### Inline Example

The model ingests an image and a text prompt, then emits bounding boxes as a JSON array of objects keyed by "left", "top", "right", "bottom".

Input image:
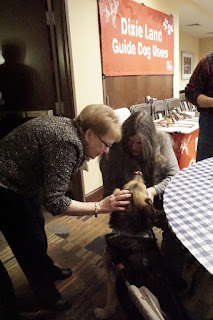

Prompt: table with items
[
  {"left": 154, "top": 112, "right": 199, "bottom": 169},
  {"left": 163, "top": 157, "right": 213, "bottom": 275}
]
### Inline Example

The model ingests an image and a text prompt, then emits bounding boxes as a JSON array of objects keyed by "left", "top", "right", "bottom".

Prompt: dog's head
[{"left": 109, "top": 172, "right": 156, "bottom": 234}]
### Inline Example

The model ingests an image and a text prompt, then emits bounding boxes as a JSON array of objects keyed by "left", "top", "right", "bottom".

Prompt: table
[
  {"left": 155, "top": 115, "right": 199, "bottom": 169},
  {"left": 163, "top": 157, "right": 213, "bottom": 274}
]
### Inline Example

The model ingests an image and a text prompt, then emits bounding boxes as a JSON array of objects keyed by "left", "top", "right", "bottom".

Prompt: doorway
[{"left": 0, "top": 0, "right": 84, "bottom": 200}]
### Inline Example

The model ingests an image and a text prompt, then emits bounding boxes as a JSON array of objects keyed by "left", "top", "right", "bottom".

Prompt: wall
[
  {"left": 179, "top": 35, "right": 213, "bottom": 92},
  {"left": 179, "top": 31, "right": 200, "bottom": 91},
  {"left": 65, "top": 0, "right": 104, "bottom": 195},
  {"left": 65, "top": 0, "right": 180, "bottom": 196},
  {"left": 200, "top": 37, "right": 213, "bottom": 59}
]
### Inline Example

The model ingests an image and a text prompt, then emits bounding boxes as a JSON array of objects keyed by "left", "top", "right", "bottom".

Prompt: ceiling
[{"left": 179, "top": 0, "right": 213, "bottom": 38}]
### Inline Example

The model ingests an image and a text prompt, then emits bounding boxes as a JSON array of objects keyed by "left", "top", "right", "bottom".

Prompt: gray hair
[
  {"left": 122, "top": 111, "right": 167, "bottom": 185},
  {"left": 122, "top": 111, "right": 158, "bottom": 161}
]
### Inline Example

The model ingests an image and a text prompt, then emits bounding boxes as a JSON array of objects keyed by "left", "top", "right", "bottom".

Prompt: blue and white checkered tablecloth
[{"left": 164, "top": 157, "right": 213, "bottom": 275}]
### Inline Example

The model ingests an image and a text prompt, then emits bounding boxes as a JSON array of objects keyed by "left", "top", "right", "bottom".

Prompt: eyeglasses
[{"left": 98, "top": 136, "right": 112, "bottom": 149}]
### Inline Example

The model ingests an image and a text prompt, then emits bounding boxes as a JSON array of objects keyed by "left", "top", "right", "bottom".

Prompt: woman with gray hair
[
  {"left": 0, "top": 104, "right": 131, "bottom": 319},
  {"left": 100, "top": 110, "right": 179, "bottom": 207}
]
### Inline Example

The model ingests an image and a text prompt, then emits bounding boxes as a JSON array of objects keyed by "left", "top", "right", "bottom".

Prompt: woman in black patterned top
[{"left": 0, "top": 104, "right": 131, "bottom": 319}]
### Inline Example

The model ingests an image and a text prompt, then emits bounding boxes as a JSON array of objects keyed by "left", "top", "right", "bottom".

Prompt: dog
[{"left": 94, "top": 172, "right": 188, "bottom": 320}]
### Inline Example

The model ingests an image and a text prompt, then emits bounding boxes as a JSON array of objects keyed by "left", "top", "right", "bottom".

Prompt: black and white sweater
[{"left": 0, "top": 116, "right": 84, "bottom": 215}]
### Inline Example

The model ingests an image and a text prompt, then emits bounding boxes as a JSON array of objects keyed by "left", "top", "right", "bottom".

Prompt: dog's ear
[
  {"left": 145, "top": 198, "right": 153, "bottom": 206},
  {"left": 144, "top": 198, "right": 156, "bottom": 221}
]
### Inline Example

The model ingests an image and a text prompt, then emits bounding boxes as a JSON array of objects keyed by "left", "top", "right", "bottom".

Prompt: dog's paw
[{"left": 94, "top": 307, "right": 110, "bottom": 319}]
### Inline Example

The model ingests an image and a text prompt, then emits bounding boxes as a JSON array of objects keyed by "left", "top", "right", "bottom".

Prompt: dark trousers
[
  {"left": 0, "top": 260, "right": 17, "bottom": 320},
  {"left": 0, "top": 187, "right": 61, "bottom": 311},
  {"left": 197, "top": 112, "right": 213, "bottom": 162}
]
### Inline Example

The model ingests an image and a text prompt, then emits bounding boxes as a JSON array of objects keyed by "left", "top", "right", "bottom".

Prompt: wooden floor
[{"left": 0, "top": 210, "right": 212, "bottom": 320}]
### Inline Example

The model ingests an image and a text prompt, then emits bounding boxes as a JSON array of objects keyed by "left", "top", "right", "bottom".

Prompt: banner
[{"left": 98, "top": 0, "right": 174, "bottom": 76}]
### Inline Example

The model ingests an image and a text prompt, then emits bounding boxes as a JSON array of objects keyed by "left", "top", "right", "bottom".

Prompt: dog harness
[{"left": 109, "top": 229, "right": 154, "bottom": 239}]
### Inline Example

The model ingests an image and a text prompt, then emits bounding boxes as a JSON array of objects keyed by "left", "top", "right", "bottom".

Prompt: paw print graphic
[
  {"left": 163, "top": 18, "right": 168, "bottom": 31},
  {"left": 168, "top": 24, "right": 174, "bottom": 35},
  {"left": 163, "top": 18, "right": 173, "bottom": 35}
]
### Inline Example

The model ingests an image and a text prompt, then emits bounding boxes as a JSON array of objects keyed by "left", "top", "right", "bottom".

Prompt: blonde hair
[{"left": 76, "top": 104, "right": 121, "bottom": 142}]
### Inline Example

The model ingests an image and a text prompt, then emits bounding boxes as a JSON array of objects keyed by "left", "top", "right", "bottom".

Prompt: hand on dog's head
[{"left": 109, "top": 173, "right": 156, "bottom": 234}]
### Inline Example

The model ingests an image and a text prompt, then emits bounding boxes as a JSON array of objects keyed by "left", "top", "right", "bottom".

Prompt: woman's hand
[
  {"left": 98, "top": 189, "right": 131, "bottom": 213},
  {"left": 147, "top": 187, "right": 156, "bottom": 203}
]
